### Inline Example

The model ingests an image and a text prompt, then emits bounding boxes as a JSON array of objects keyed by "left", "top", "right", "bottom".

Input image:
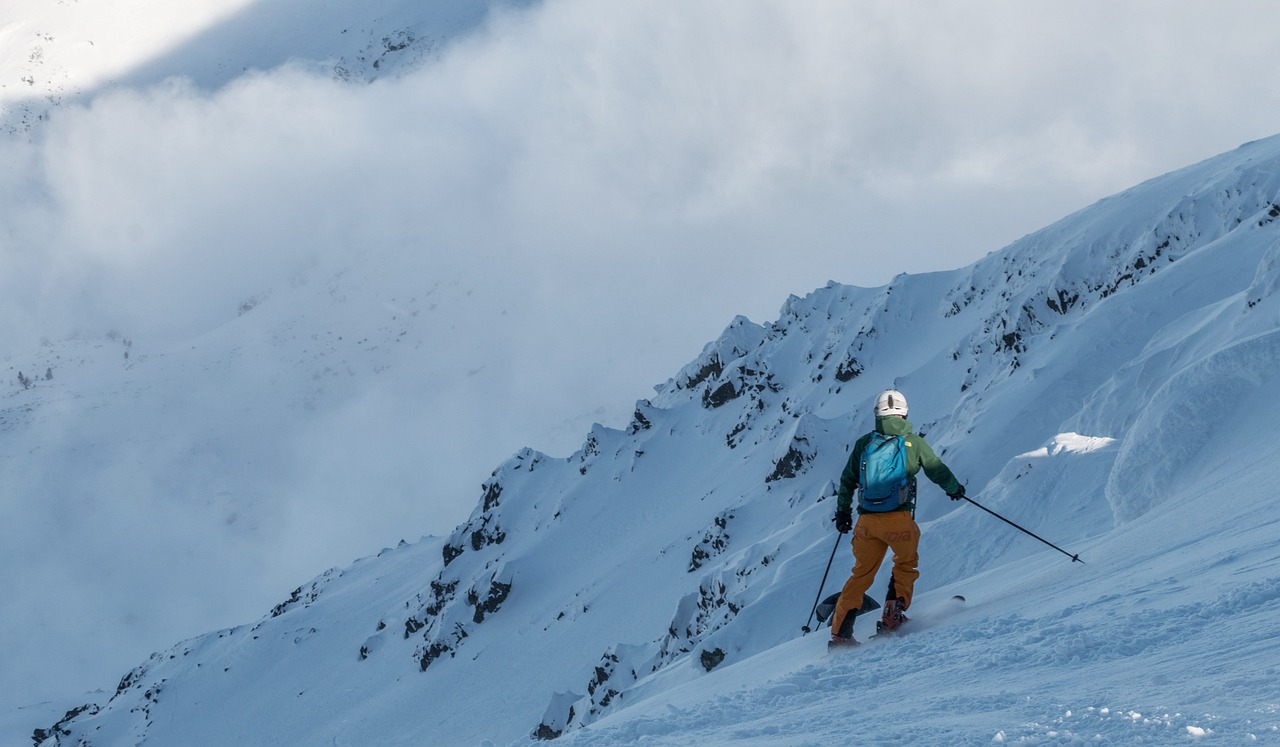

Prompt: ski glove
[
  {"left": 834, "top": 508, "right": 853, "bottom": 533},
  {"left": 948, "top": 485, "right": 966, "bottom": 501}
]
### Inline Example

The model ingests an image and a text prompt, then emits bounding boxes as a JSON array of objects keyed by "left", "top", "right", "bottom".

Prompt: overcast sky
[{"left": 5, "top": 0, "right": 1280, "bottom": 713}]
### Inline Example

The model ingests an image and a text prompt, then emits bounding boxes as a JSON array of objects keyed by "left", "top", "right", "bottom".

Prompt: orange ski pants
[{"left": 831, "top": 510, "right": 921, "bottom": 636}]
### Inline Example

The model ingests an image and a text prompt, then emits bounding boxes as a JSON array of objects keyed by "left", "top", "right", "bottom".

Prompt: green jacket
[{"left": 836, "top": 416, "right": 962, "bottom": 514}]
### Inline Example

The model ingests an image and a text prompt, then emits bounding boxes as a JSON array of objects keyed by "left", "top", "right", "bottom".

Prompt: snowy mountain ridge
[
  {"left": 32, "top": 136, "right": 1280, "bottom": 745},
  {"left": 1, "top": 0, "right": 528, "bottom": 137}
]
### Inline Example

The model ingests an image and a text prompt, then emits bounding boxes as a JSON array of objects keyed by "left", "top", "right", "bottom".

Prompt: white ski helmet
[{"left": 874, "top": 389, "right": 908, "bottom": 418}]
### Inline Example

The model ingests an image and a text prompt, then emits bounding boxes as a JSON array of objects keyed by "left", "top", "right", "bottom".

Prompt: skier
[{"left": 829, "top": 389, "right": 965, "bottom": 648}]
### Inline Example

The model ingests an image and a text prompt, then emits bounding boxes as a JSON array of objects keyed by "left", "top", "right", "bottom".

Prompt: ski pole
[
  {"left": 802, "top": 531, "right": 845, "bottom": 634},
  {"left": 963, "top": 495, "right": 1084, "bottom": 564}
]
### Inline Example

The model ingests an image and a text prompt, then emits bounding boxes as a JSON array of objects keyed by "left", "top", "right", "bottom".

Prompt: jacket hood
[{"left": 875, "top": 415, "right": 913, "bottom": 436}]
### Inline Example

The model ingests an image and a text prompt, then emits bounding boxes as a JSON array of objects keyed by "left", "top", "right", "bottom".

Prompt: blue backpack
[{"left": 858, "top": 432, "right": 909, "bottom": 512}]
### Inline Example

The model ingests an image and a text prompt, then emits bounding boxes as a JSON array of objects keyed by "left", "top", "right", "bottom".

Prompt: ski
[{"left": 813, "top": 592, "right": 880, "bottom": 625}]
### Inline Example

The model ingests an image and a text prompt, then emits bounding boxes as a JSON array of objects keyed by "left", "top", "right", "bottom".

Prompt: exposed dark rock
[
  {"left": 1045, "top": 288, "right": 1080, "bottom": 315},
  {"left": 578, "top": 434, "right": 600, "bottom": 475},
  {"left": 533, "top": 722, "right": 563, "bottom": 741},
  {"left": 689, "top": 514, "right": 732, "bottom": 572},
  {"left": 469, "top": 580, "right": 513, "bottom": 624},
  {"left": 270, "top": 587, "right": 305, "bottom": 618},
  {"left": 834, "top": 355, "right": 863, "bottom": 382},
  {"left": 33, "top": 703, "right": 99, "bottom": 746},
  {"left": 725, "top": 421, "right": 748, "bottom": 449},
  {"left": 700, "top": 647, "right": 726, "bottom": 672},
  {"left": 628, "top": 406, "right": 653, "bottom": 433},
  {"left": 702, "top": 381, "right": 739, "bottom": 409},
  {"left": 269, "top": 580, "right": 327, "bottom": 619},
  {"left": 418, "top": 640, "right": 453, "bottom": 671},
  {"left": 683, "top": 356, "right": 724, "bottom": 390},
  {"left": 482, "top": 481, "right": 503, "bottom": 512},
  {"left": 766, "top": 443, "right": 807, "bottom": 483},
  {"left": 418, "top": 623, "right": 468, "bottom": 672},
  {"left": 469, "top": 516, "right": 507, "bottom": 551},
  {"left": 425, "top": 579, "right": 458, "bottom": 616}
]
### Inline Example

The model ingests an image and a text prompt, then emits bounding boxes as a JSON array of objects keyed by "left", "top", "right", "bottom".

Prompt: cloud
[
  {"left": 11, "top": 1, "right": 1280, "bottom": 345},
  {"left": 4, "top": 0, "right": 1280, "bottom": 712}
]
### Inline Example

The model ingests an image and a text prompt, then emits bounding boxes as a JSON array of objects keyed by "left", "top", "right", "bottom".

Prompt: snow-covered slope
[
  {"left": 29, "top": 137, "right": 1280, "bottom": 745},
  {"left": 2, "top": 0, "right": 579, "bottom": 722}
]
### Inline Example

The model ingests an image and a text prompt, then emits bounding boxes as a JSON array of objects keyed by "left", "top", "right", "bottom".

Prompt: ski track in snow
[{"left": 561, "top": 581, "right": 1280, "bottom": 746}]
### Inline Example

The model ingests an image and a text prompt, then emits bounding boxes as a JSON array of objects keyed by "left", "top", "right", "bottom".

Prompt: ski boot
[
  {"left": 876, "top": 596, "right": 909, "bottom": 635},
  {"left": 828, "top": 610, "right": 859, "bottom": 651}
]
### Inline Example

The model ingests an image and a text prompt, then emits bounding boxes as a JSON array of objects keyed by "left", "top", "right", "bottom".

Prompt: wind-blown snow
[
  {"left": 20, "top": 134, "right": 1280, "bottom": 745},
  {"left": 1018, "top": 433, "right": 1116, "bottom": 459}
]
